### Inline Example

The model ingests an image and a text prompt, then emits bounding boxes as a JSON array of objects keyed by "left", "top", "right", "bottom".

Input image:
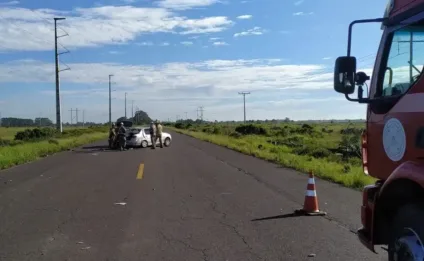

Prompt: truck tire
[{"left": 388, "top": 203, "right": 424, "bottom": 261}]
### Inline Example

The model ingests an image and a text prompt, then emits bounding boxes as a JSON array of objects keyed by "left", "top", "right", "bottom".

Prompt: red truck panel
[{"left": 391, "top": 0, "right": 424, "bottom": 17}]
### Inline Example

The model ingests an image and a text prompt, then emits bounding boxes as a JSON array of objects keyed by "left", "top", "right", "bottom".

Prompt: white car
[{"left": 126, "top": 126, "right": 172, "bottom": 148}]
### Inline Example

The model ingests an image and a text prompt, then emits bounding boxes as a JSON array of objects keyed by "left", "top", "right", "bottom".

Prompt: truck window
[
  {"left": 380, "top": 26, "right": 424, "bottom": 97},
  {"left": 144, "top": 128, "right": 151, "bottom": 135}
]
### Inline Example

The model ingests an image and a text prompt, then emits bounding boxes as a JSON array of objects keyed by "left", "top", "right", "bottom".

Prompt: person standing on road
[
  {"left": 155, "top": 120, "right": 164, "bottom": 148},
  {"left": 109, "top": 123, "right": 116, "bottom": 148},
  {"left": 150, "top": 121, "right": 157, "bottom": 149},
  {"left": 117, "top": 122, "right": 127, "bottom": 151}
]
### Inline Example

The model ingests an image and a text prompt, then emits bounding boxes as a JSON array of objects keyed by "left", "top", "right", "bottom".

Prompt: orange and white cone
[{"left": 295, "top": 172, "right": 326, "bottom": 216}]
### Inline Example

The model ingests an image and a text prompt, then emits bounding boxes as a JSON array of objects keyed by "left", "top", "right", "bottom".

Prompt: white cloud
[
  {"left": 156, "top": 0, "right": 220, "bottom": 10},
  {"left": 322, "top": 57, "right": 332, "bottom": 60},
  {"left": 160, "top": 42, "right": 170, "bottom": 46},
  {"left": 0, "top": 6, "right": 233, "bottom": 51},
  {"left": 293, "top": 11, "right": 314, "bottom": 16},
  {"left": 137, "top": 41, "right": 154, "bottom": 46},
  {"left": 209, "top": 37, "right": 220, "bottom": 41},
  {"left": 0, "top": 1, "right": 19, "bottom": 6},
  {"left": 213, "top": 41, "right": 228, "bottom": 46},
  {"left": 237, "top": 14, "right": 252, "bottom": 20},
  {"left": 234, "top": 26, "right": 265, "bottom": 37},
  {"left": 109, "top": 50, "right": 123, "bottom": 54},
  {"left": 181, "top": 41, "right": 193, "bottom": 45},
  {"left": 294, "top": 0, "right": 304, "bottom": 6},
  {"left": 0, "top": 58, "right": 370, "bottom": 122},
  {"left": 0, "top": 59, "right": 335, "bottom": 92}
]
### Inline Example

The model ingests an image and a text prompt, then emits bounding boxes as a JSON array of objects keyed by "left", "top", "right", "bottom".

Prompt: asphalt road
[{"left": 0, "top": 131, "right": 387, "bottom": 261}]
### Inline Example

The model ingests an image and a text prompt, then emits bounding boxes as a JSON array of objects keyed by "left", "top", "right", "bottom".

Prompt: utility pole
[
  {"left": 238, "top": 92, "right": 250, "bottom": 123},
  {"left": 125, "top": 92, "right": 127, "bottom": 118},
  {"left": 109, "top": 74, "right": 113, "bottom": 125},
  {"left": 197, "top": 106, "right": 205, "bottom": 121},
  {"left": 185, "top": 112, "right": 188, "bottom": 120},
  {"left": 54, "top": 17, "right": 69, "bottom": 133},
  {"left": 131, "top": 100, "right": 134, "bottom": 118},
  {"left": 69, "top": 108, "right": 74, "bottom": 124},
  {"left": 82, "top": 110, "right": 85, "bottom": 127},
  {"left": 75, "top": 108, "right": 79, "bottom": 125}
]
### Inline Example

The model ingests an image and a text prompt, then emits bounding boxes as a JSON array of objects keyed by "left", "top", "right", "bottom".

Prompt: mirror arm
[
  {"left": 347, "top": 18, "right": 386, "bottom": 56},
  {"left": 344, "top": 93, "right": 371, "bottom": 103}
]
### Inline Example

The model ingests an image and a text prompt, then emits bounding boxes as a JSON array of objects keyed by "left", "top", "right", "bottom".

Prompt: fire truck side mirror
[{"left": 334, "top": 56, "right": 356, "bottom": 95}]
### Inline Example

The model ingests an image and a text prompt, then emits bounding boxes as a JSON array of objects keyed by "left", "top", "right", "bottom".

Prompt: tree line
[{"left": 0, "top": 117, "right": 103, "bottom": 127}]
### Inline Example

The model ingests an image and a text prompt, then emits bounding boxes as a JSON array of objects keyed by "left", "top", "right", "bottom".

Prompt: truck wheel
[
  {"left": 141, "top": 140, "right": 148, "bottom": 148},
  {"left": 388, "top": 203, "right": 424, "bottom": 261},
  {"left": 164, "top": 138, "right": 171, "bottom": 147}
]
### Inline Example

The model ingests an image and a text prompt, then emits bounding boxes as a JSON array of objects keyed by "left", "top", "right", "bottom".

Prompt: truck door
[{"left": 367, "top": 21, "right": 424, "bottom": 180}]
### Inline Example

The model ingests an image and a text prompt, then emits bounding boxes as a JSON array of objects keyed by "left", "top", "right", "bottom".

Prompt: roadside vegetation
[
  {"left": 0, "top": 126, "right": 108, "bottom": 170},
  {"left": 168, "top": 121, "right": 375, "bottom": 190}
]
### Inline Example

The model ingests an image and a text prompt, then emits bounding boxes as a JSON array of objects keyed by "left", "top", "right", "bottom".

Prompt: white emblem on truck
[{"left": 382, "top": 117, "right": 406, "bottom": 162}]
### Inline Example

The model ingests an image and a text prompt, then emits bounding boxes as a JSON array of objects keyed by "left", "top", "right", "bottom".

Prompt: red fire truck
[{"left": 333, "top": 0, "right": 424, "bottom": 260}]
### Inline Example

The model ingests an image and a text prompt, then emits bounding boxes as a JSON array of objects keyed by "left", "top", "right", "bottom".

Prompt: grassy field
[
  {"left": 0, "top": 127, "right": 27, "bottom": 140},
  {"left": 169, "top": 121, "right": 376, "bottom": 190},
  {"left": 0, "top": 126, "right": 108, "bottom": 170}
]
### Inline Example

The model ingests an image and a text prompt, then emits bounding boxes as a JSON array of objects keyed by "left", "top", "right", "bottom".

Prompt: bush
[
  {"left": 175, "top": 122, "right": 184, "bottom": 129},
  {"left": 0, "top": 138, "right": 11, "bottom": 147},
  {"left": 293, "top": 145, "right": 331, "bottom": 158},
  {"left": 229, "top": 132, "right": 242, "bottom": 138},
  {"left": 14, "top": 128, "right": 57, "bottom": 141},
  {"left": 235, "top": 124, "right": 267, "bottom": 135}
]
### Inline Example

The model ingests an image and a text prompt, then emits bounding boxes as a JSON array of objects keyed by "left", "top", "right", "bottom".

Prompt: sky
[{"left": 0, "top": 0, "right": 389, "bottom": 123}]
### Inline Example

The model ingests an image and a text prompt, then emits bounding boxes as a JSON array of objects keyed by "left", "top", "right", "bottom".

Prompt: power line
[{"left": 238, "top": 92, "right": 250, "bottom": 123}]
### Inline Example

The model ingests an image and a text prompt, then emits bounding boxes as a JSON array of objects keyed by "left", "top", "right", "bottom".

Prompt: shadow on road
[
  {"left": 82, "top": 145, "right": 109, "bottom": 150},
  {"left": 251, "top": 212, "right": 302, "bottom": 222}
]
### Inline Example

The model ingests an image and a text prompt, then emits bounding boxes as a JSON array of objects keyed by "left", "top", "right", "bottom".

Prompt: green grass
[
  {"left": 169, "top": 122, "right": 376, "bottom": 190},
  {"left": 0, "top": 127, "right": 108, "bottom": 170},
  {"left": 0, "top": 127, "right": 27, "bottom": 140},
  {"left": 0, "top": 126, "right": 94, "bottom": 141}
]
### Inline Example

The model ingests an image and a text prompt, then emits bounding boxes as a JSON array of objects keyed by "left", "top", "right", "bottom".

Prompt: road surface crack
[
  {"left": 218, "top": 220, "right": 264, "bottom": 260},
  {"left": 159, "top": 231, "right": 209, "bottom": 261},
  {"left": 207, "top": 197, "right": 227, "bottom": 220}
]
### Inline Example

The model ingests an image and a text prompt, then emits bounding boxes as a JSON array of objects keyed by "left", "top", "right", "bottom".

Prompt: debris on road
[
  {"left": 308, "top": 253, "right": 316, "bottom": 257},
  {"left": 114, "top": 202, "right": 127, "bottom": 206}
]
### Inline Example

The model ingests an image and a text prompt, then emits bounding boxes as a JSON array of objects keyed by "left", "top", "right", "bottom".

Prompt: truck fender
[
  {"left": 373, "top": 161, "right": 424, "bottom": 245},
  {"left": 380, "top": 161, "right": 424, "bottom": 193}
]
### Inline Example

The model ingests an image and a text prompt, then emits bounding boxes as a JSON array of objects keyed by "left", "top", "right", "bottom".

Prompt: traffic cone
[{"left": 295, "top": 172, "right": 327, "bottom": 216}]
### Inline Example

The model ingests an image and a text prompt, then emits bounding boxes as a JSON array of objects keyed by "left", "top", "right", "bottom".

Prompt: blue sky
[{"left": 0, "top": 0, "right": 388, "bottom": 123}]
